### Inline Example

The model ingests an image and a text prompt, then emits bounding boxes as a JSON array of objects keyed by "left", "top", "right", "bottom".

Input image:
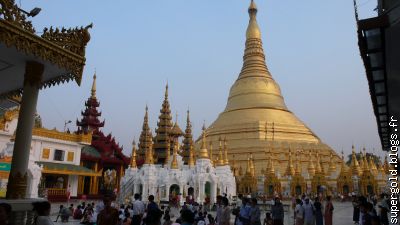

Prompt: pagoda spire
[
  {"left": 223, "top": 137, "right": 229, "bottom": 166},
  {"left": 383, "top": 156, "right": 390, "bottom": 174},
  {"left": 369, "top": 155, "right": 378, "bottom": 175},
  {"left": 285, "top": 148, "right": 295, "bottom": 177},
  {"left": 198, "top": 125, "right": 209, "bottom": 159},
  {"left": 182, "top": 110, "right": 193, "bottom": 164},
  {"left": 76, "top": 73, "right": 105, "bottom": 133},
  {"left": 188, "top": 145, "right": 195, "bottom": 168},
  {"left": 138, "top": 105, "right": 153, "bottom": 160},
  {"left": 91, "top": 72, "right": 97, "bottom": 99},
  {"left": 153, "top": 83, "right": 174, "bottom": 164},
  {"left": 217, "top": 137, "right": 224, "bottom": 166},
  {"left": 246, "top": 156, "right": 252, "bottom": 175},
  {"left": 351, "top": 146, "right": 361, "bottom": 176},
  {"left": 250, "top": 153, "right": 255, "bottom": 177},
  {"left": 315, "top": 151, "right": 323, "bottom": 174},
  {"left": 308, "top": 149, "right": 316, "bottom": 177},
  {"left": 267, "top": 146, "right": 275, "bottom": 175},
  {"left": 144, "top": 139, "right": 154, "bottom": 165},
  {"left": 340, "top": 151, "right": 349, "bottom": 174},
  {"left": 130, "top": 140, "right": 137, "bottom": 168}
]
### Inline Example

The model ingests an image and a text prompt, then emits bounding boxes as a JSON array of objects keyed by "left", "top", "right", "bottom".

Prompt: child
[{"left": 263, "top": 212, "right": 273, "bottom": 225}]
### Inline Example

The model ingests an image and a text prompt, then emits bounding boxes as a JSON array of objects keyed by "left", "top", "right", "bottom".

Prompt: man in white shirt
[
  {"left": 294, "top": 199, "right": 304, "bottom": 225},
  {"left": 303, "top": 198, "right": 315, "bottom": 225},
  {"left": 132, "top": 193, "right": 145, "bottom": 225}
]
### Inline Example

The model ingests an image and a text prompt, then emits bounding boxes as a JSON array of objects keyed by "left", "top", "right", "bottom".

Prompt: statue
[{"left": 103, "top": 169, "right": 117, "bottom": 191}]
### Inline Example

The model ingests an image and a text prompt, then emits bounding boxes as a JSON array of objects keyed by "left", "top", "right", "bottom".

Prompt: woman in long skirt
[{"left": 324, "top": 196, "right": 334, "bottom": 225}]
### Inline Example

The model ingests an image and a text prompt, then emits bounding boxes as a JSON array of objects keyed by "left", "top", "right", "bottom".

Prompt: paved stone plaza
[{"left": 49, "top": 201, "right": 358, "bottom": 225}]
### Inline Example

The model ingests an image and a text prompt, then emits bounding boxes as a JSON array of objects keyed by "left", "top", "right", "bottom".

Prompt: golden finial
[
  {"left": 369, "top": 155, "right": 378, "bottom": 175},
  {"left": 130, "top": 140, "right": 137, "bottom": 168},
  {"left": 246, "top": 0, "right": 261, "bottom": 39},
  {"left": 217, "top": 137, "right": 224, "bottom": 166},
  {"left": 165, "top": 82, "right": 169, "bottom": 98},
  {"left": 315, "top": 151, "right": 323, "bottom": 174},
  {"left": 171, "top": 142, "right": 179, "bottom": 169},
  {"left": 198, "top": 127, "right": 209, "bottom": 159},
  {"left": 91, "top": 72, "right": 97, "bottom": 98},
  {"left": 188, "top": 145, "right": 195, "bottom": 168},
  {"left": 223, "top": 137, "right": 229, "bottom": 165}
]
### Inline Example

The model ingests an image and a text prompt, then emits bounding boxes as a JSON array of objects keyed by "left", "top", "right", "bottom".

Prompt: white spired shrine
[{"left": 119, "top": 130, "right": 236, "bottom": 205}]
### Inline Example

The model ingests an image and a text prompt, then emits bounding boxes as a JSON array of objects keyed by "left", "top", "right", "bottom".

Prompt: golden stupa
[{"left": 197, "top": 0, "right": 341, "bottom": 177}]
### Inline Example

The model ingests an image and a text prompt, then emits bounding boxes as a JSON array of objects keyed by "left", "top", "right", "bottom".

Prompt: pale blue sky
[{"left": 20, "top": 0, "right": 382, "bottom": 157}]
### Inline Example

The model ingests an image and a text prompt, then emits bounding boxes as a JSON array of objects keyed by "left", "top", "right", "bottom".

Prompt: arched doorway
[
  {"left": 367, "top": 185, "right": 374, "bottom": 195},
  {"left": 205, "top": 182, "right": 211, "bottom": 204},
  {"left": 169, "top": 184, "right": 180, "bottom": 206},
  {"left": 343, "top": 185, "right": 349, "bottom": 195},
  {"left": 268, "top": 185, "right": 274, "bottom": 196},
  {"left": 295, "top": 186, "right": 302, "bottom": 196}
]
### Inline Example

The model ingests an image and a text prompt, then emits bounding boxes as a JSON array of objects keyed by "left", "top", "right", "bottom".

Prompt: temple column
[
  {"left": 93, "top": 163, "right": 98, "bottom": 194},
  {"left": 6, "top": 61, "right": 44, "bottom": 199}
]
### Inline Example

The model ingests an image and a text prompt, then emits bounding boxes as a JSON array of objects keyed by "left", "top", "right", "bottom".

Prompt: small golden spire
[
  {"left": 268, "top": 146, "right": 275, "bottom": 175},
  {"left": 285, "top": 148, "right": 295, "bottom": 177},
  {"left": 308, "top": 149, "right": 315, "bottom": 177},
  {"left": 250, "top": 153, "right": 255, "bottom": 176},
  {"left": 328, "top": 152, "right": 337, "bottom": 174},
  {"left": 171, "top": 142, "right": 179, "bottom": 169},
  {"left": 145, "top": 140, "right": 154, "bottom": 165},
  {"left": 217, "top": 137, "right": 224, "bottom": 166},
  {"left": 188, "top": 145, "right": 195, "bottom": 168},
  {"left": 369, "top": 155, "right": 378, "bottom": 175},
  {"left": 351, "top": 146, "right": 361, "bottom": 176},
  {"left": 130, "top": 140, "right": 137, "bottom": 168},
  {"left": 198, "top": 126, "right": 209, "bottom": 159},
  {"left": 91, "top": 73, "right": 97, "bottom": 98},
  {"left": 223, "top": 137, "right": 229, "bottom": 165},
  {"left": 246, "top": 156, "right": 252, "bottom": 175}
]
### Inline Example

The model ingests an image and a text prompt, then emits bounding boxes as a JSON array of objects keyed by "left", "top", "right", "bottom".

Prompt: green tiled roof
[
  {"left": 36, "top": 161, "right": 94, "bottom": 174},
  {"left": 81, "top": 145, "right": 101, "bottom": 158}
]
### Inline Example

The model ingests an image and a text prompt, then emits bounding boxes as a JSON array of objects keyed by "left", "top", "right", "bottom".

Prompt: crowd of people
[{"left": 0, "top": 191, "right": 396, "bottom": 225}]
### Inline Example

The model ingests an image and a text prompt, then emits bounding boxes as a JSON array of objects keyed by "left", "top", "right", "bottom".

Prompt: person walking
[
  {"left": 220, "top": 197, "right": 231, "bottom": 225},
  {"left": 271, "top": 197, "right": 284, "bottom": 225},
  {"left": 378, "top": 193, "right": 389, "bottom": 225},
  {"left": 324, "top": 196, "right": 334, "bottom": 225},
  {"left": 314, "top": 197, "right": 323, "bottom": 225},
  {"left": 303, "top": 198, "right": 315, "bottom": 225},
  {"left": 132, "top": 193, "right": 145, "bottom": 225},
  {"left": 249, "top": 198, "right": 261, "bottom": 225},
  {"left": 294, "top": 199, "right": 304, "bottom": 225},
  {"left": 352, "top": 195, "right": 360, "bottom": 224},
  {"left": 97, "top": 195, "right": 119, "bottom": 225},
  {"left": 235, "top": 197, "right": 251, "bottom": 225}
]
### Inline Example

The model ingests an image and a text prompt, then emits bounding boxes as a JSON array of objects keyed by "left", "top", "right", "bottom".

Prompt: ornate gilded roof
[{"left": 0, "top": 0, "right": 92, "bottom": 97}]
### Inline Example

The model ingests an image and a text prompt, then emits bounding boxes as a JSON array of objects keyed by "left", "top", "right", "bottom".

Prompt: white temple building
[{"left": 120, "top": 130, "right": 236, "bottom": 205}]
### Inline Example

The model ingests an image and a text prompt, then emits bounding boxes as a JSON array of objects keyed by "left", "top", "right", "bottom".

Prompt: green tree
[{"left": 346, "top": 152, "right": 381, "bottom": 166}]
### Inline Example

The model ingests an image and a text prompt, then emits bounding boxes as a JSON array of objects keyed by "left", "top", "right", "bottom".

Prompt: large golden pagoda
[{"left": 197, "top": 0, "right": 341, "bottom": 177}]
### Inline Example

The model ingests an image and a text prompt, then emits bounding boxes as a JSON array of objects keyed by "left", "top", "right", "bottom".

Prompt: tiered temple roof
[
  {"left": 182, "top": 110, "right": 193, "bottom": 164},
  {"left": 153, "top": 84, "right": 174, "bottom": 164},
  {"left": 138, "top": 106, "right": 153, "bottom": 166}
]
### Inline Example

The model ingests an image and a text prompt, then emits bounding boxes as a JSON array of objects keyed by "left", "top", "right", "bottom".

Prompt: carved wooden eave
[{"left": 0, "top": 0, "right": 92, "bottom": 98}]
